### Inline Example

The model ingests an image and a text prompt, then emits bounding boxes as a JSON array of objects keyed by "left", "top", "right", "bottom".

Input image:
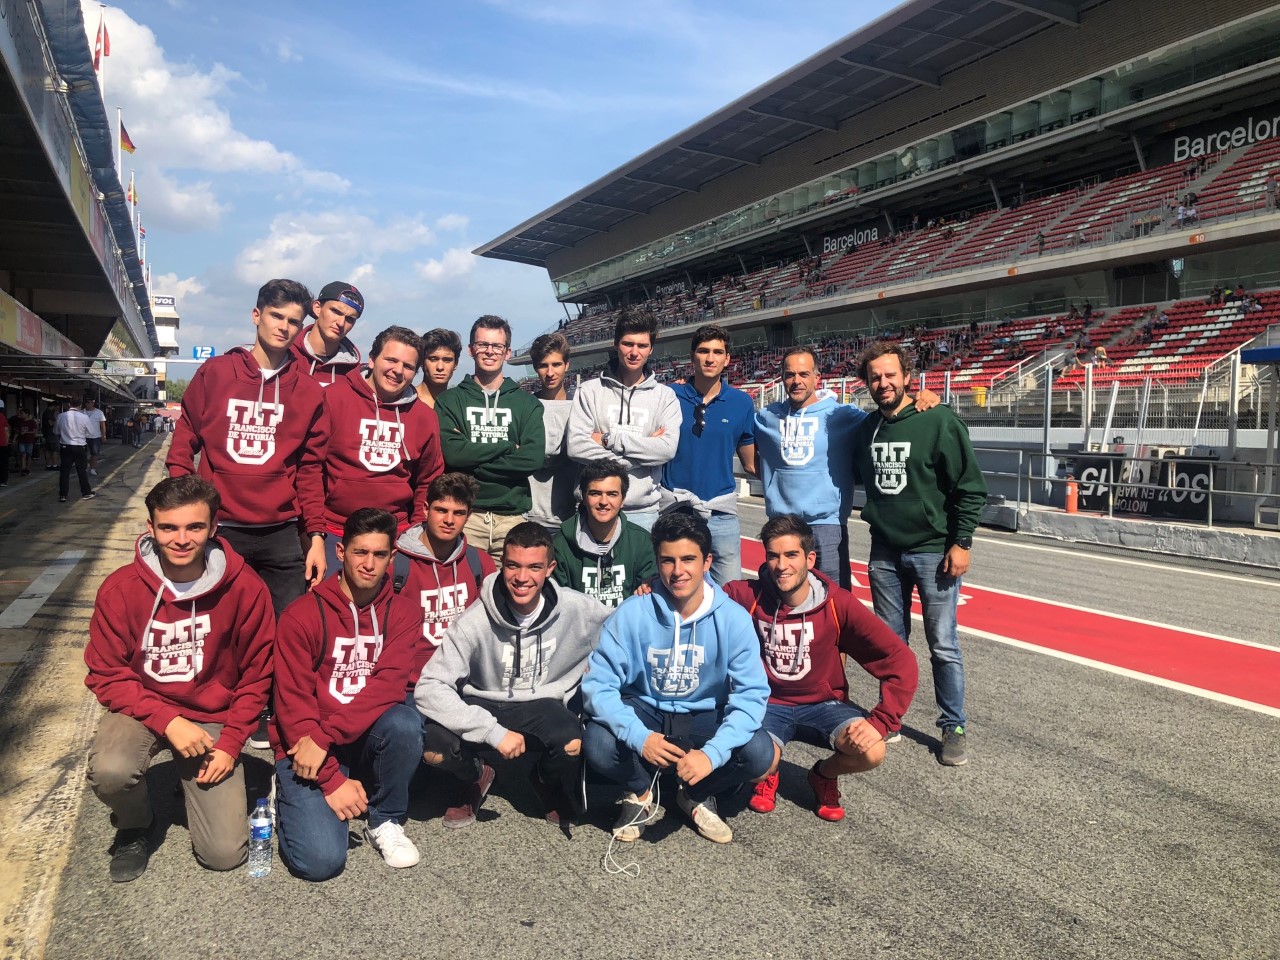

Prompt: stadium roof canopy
[{"left": 476, "top": 0, "right": 1090, "bottom": 268}]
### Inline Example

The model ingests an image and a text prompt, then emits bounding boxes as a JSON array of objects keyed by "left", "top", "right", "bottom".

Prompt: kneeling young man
[
  {"left": 85, "top": 476, "right": 274, "bottom": 882},
  {"left": 553, "top": 458, "right": 657, "bottom": 608},
  {"left": 415, "top": 522, "right": 609, "bottom": 827},
  {"left": 273, "top": 508, "right": 425, "bottom": 879},
  {"left": 583, "top": 511, "right": 773, "bottom": 845},
  {"left": 724, "top": 515, "right": 918, "bottom": 821}
]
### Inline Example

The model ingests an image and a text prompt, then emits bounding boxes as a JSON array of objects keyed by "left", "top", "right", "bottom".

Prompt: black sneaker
[
  {"left": 246, "top": 716, "right": 271, "bottom": 750},
  {"left": 939, "top": 726, "right": 969, "bottom": 766},
  {"left": 109, "top": 825, "right": 152, "bottom": 882},
  {"left": 611, "top": 791, "right": 658, "bottom": 842}
]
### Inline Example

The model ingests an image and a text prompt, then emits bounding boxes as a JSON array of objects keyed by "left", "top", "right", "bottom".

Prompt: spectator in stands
[
  {"left": 662, "top": 324, "right": 757, "bottom": 586},
  {"left": 1092, "top": 345, "right": 1108, "bottom": 368},
  {"left": 1036, "top": 231, "right": 1046, "bottom": 256},
  {"left": 1208, "top": 286, "right": 1223, "bottom": 306},
  {"left": 528, "top": 332, "right": 579, "bottom": 533},
  {"left": 85, "top": 476, "right": 273, "bottom": 881},
  {"left": 292, "top": 281, "right": 364, "bottom": 387},
  {"left": 568, "top": 313, "right": 681, "bottom": 532},
  {"left": 1054, "top": 319, "right": 1067, "bottom": 338},
  {"left": 416, "top": 328, "right": 462, "bottom": 409},
  {"left": 436, "top": 316, "right": 545, "bottom": 561},
  {"left": 1082, "top": 301, "right": 1093, "bottom": 322}
]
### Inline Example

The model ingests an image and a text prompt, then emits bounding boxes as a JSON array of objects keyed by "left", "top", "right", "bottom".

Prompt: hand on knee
[
  {"left": 563, "top": 738, "right": 581, "bottom": 758},
  {"left": 422, "top": 750, "right": 444, "bottom": 766}
]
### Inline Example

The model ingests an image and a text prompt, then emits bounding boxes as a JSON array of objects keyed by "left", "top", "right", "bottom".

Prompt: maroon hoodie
[
  {"left": 322, "top": 367, "right": 444, "bottom": 534},
  {"left": 393, "top": 523, "right": 496, "bottom": 678},
  {"left": 290, "top": 324, "right": 362, "bottom": 387},
  {"left": 85, "top": 535, "right": 275, "bottom": 757},
  {"left": 167, "top": 347, "right": 329, "bottom": 532},
  {"left": 270, "top": 574, "right": 422, "bottom": 795},
  {"left": 724, "top": 569, "right": 918, "bottom": 737}
]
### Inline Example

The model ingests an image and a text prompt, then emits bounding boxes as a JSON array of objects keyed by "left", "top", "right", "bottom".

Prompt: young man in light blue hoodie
[
  {"left": 754, "top": 346, "right": 938, "bottom": 589},
  {"left": 583, "top": 511, "right": 773, "bottom": 845}
]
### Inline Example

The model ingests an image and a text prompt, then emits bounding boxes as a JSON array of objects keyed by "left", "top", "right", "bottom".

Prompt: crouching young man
[
  {"left": 85, "top": 476, "right": 274, "bottom": 882},
  {"left": 724, "top": 515, "right": 918, "bottom": 821},
  {"left": 272, "top": 508, "right": 425, "bottom": 879},
  {"left": 415, "top": 522, "right": 609, "bottom": 827},
  {"left": 583, "top": 511, "right": 773, "bottom": 845}
]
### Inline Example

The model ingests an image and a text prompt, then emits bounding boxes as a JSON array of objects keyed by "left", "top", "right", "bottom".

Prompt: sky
[{"left": 86, "top": 0, "right": 900, "bottom": 369}]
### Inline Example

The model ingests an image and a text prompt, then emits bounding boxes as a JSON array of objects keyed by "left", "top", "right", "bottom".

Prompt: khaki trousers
[{"left": 463, "top": 511, "right": 525, "bottom": 562}]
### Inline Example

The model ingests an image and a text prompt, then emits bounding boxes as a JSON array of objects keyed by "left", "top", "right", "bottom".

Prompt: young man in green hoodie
[
  {"left": 553, "top": 459, "right": 656, "bottom": 607},
  {"left": 851, "top": 342, "right": 987, "bottom": 767},
  {"left": 435, "top": 316, "right": 545, "bottom": 561}
]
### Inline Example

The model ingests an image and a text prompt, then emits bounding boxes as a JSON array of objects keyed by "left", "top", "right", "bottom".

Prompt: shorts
[
  {"left": 760, "top": 700, "right": 864, "bottom": 749},
  {"left": 87, "top": 438, "right": 103, "bottom": 456},
  {"left": 17, "top": 443, "right": 33, "bottom": 456}
]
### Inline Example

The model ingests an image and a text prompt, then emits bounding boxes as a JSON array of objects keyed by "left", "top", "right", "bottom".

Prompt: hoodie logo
[
  {"left": 647, "top": 642, "right": 705, "bottom": 697},
  {"left": 604, "top": 404, "right": 650, "bottom": 436},
  {"left": 225, "top": 399, "right": 284, "bottom": 465},
  {"left": 465, "top": 406, "right": 512, "bottom": 444},
  {"left": 870, "top": 441, "right": 912, "bottom": 495},
  {"left": 143, "top": 615, "right": 212, "bottom": 683},
  {"left": 582, "top": 564, "right": 628, "bottom": 608},
  {"left": 500, "top": 634, "right": 558, "bottom": 691},
  {"left": 358, "top": 419, "right": 404, "bottom": 472},
  {"left": 759, "top": 619, "right": 814, "bottom": 681},
  {"left": 329, "top": 633, "right": 384, "bottom": 704},
  {"left": 779, "top": 416, "right": 819, "bottom": 466},
  {"left": 419, "top": 584, "right": 471, "bottom": 643}
]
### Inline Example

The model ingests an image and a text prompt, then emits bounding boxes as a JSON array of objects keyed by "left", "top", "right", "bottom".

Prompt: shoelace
[{"left": 601, "top": 769, "right": 662, "bottom": 878}]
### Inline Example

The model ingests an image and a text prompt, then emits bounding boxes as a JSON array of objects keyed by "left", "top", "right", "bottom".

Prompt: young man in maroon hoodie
[
  {"left": 291, "top": 280, "right": 364, "bottom": 387},
  {"left": 320, "top": 325, "right": 443, "bottom": 571},
  {"left": 85, "top": 476, "right": 275, "bottom": 882},
  {"left": 724, "top": 515, "right": 918, "bottom": 822},
  {"left": 167, "top": 278, "right": 330, "bottom": 613},
  {"left": 272, "top": 508, "right": 425, "bottom": 879},
  {"left": 393, "top": 472, "right": 496, "bottom": 656}
]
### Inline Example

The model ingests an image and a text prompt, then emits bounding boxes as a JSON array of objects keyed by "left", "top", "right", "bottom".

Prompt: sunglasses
[{"left": 693, "top": 402, "right": 707, "bottom": 437}]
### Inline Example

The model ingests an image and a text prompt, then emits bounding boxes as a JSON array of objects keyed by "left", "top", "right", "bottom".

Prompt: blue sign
[{"left": 192, "top": 346, "right": 216, "bottom": 359}]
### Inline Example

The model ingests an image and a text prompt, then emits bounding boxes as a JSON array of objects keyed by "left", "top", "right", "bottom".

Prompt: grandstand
[{"left": 481, "top": 0, "right": 1280, "bottom": 526}]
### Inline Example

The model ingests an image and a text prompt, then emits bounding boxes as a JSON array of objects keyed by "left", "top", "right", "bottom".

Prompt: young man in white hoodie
[
  {"left": 527, "top": 332, "right": 579, "bottom": 532},
  {"left": 415, "top": 522, "right": 609, "bottom": 829},
  {"left": 567, "top": 313, "right": 681, "bottom": 532}
]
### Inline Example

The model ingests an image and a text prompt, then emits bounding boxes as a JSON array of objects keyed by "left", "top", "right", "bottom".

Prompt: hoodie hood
[
  {"left": 133, "top": 534, "right": 239, "bottom": 601},
  {"left": 343, "top": 366, "right": 418, "bottom": 409},
  {"left": 396, "top": 523, "right": 466, "bottom": 564},
  {"left": 292, "top": 325, "right": 362, "bottom": 385},
  {"left": 311, "top": 570, "right": 395, "bottom": 640},
  {"left": 565, "top": 509, "right": 622, "bottom": 557}
]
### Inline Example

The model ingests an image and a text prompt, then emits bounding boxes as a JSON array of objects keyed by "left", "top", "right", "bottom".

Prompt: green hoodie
[
  {"left": 851, "top": 402, "right": 986, "bottom": 553},
  {"left": 553, "top": 511, "right": 657, "bottom": 608},
  {"left": 437, "top": 375, "right": 545, "bottom": 513}
]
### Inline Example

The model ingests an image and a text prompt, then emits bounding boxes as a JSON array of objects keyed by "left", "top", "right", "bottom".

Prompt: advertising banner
[{"left": 1073, "top": 455, "right": 1211, "bottom": 521}]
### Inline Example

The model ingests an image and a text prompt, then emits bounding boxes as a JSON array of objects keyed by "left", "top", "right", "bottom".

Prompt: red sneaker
[
  {"left": 748, "top": 772, "right": 779, "bottom": 813},
  {"left": 807, "top": 762, "right": 845, "bottom": 822}
]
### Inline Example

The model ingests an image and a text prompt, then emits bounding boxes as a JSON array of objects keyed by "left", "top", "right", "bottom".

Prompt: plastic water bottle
[{"left": 248, "top": 797, "right": 272, "bottom": 878}]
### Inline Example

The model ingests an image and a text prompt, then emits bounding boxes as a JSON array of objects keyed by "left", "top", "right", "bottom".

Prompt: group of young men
[{"left": 82, "top": 279, "right": 987, "bottom": 884}]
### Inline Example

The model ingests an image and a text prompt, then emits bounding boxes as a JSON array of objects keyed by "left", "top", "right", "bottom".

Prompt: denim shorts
[{"left": 761, "top": 700, "right": 864, "bottom": 749}]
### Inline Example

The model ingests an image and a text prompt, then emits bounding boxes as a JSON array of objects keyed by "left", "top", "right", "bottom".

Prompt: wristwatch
[
  {"left": 952, "top": 536, "right": 973, "bottom": 550},
  {"left": 309, "top": 531, "right": 327, "bottom": 541}
]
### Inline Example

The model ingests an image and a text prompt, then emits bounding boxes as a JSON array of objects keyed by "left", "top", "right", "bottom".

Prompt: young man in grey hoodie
[
  {"left": 415, "top": 522, "right": 609, "bottom": 828},
  {"left": 527, "top": 332, "right": 579, "bottom": 532},
  {"left": 567, "top": 313, "right": 681, "bottom": 532}
]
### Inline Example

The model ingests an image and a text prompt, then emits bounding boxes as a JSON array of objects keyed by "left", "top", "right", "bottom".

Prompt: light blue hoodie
[
  {"left": 582, "top": 576, "right": 768, "bottom": 770},
  {"left": 754, "top": 390, "right": 866, "bottom": 525}
]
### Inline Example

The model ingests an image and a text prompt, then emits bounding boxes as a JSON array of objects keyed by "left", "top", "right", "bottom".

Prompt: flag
[
  {"left": 139, "top": 223, "right": 146, "bottom": 240},
  {"left": 93, "top": 13, "right": 110, "bottom": 72},
  {"left": 120, "top": 123, "right": 137, "bottom": 155},
  {"left": 126, "top": 172, "right": 135, "bottom": 205}
]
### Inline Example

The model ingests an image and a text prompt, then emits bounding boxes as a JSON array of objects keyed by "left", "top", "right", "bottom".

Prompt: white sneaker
[
  {"left": 365, "top": 820, "right": 419, "bottom": 868},
  {"left": 884, "top": 730, "right": 903, "bottom": 744},
  {"left": 677, "top": 788, "right": 733, "bottom": 844},
  {"left": 89, "top": 469, "right": 99, "bottom": 477}
]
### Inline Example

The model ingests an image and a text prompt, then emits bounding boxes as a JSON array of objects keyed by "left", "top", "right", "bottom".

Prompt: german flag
[{"left": 121, "top": 123, "right": 137, "bottom": 155}]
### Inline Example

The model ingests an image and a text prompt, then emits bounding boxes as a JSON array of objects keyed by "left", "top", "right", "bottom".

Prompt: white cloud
[
  {"left": 434, "top": 213, "right": 470, "bottom": 232},
  {"left": 276, "top": 41, "right": 303, "bottom": 63},
  {"left": 141, "top": 170, "right": 228, "bottom": 231},
  {"left": 350, "top": 263, "right": 376, "bottom": 284},
  {"left": 149, "top": 271, "right": 204, "bottom": 300},
  {"left": 416, "top": 248, "right": 476, "bottom": 284}
]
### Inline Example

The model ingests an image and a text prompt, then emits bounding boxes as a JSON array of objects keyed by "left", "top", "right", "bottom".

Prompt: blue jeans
[
  {"left": 706, "top": 510, "right": 741, "bottom": 586},
  {"left": 275, "top": 701, "right": 423, "bottom": 881},
  {"left": 584, "top": 696, "right": 774, "bottom": 804},
  {"left": 867, "top": 543, "right": 966, "bottom": 731},
  {"left": 810, "top": 523, "right": 851, "bottom": 590},
  {"left": 626, "top": 510, "right": 658, "bottom": 532},
  {"left": 761, "top": 700, "right": 863, "bottom": 749}
]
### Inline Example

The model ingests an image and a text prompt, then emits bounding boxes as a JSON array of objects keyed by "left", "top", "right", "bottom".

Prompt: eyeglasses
[
  {"left": 693, "top": 402, "right": 707, "bottom": 437},
  {"left": 471, "top": 342, "right": 509, "bottom": 355}
]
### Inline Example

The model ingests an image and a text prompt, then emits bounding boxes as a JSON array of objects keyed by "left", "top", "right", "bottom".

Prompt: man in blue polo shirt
[{"left": 663, "top": 324, "right": 756, "bottom": 585}]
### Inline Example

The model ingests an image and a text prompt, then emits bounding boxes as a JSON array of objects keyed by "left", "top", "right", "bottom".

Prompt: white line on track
[
  {"left": 0, "top": 550, "right": 86, "bottom": 628},
  {"left": 973, "top": 534, "right": 1280, "bottom": 588}
]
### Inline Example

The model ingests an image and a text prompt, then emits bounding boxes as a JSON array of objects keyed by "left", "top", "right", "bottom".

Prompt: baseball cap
[{"left": 316, "top": 281, "right": 364, "bottom": 318}]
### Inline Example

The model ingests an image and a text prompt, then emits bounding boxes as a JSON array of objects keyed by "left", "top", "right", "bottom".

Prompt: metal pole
[
  {"left": 1228, "top": 352, "right": 1241, "bottom": 456},
  {"left": 1083, "top": 363, "right": 1094, "bottom": 449},
  {"left": 943, "top": 370, "right": 952, "bottom": 406},
  {"left": 1100, "top": 381, "right": 1119, "bottom": 451},
  {"left": 1191, "top": 368, "right": 1209, "bottom": 449}
]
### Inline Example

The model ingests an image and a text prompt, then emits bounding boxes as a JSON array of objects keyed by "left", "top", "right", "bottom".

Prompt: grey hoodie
[
  {"left": 414, "top": 573, "right": 609, "bottom": 747},
  {"left": 567, "top": 367, "right": 681, "bottom": 512},
  {"left": 527, "top": 397, "right": 579, "bottom": 530}
]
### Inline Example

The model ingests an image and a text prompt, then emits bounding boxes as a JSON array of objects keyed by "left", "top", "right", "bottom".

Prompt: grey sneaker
[
  {"left": 611, "top": 791, "right": 659, "bottom": 842},
  {"left": 939, "top": 726, "right": 969, "bottom": 766},
  {"left": 677, "top": 788, "right": 733, "bottom": 844}
]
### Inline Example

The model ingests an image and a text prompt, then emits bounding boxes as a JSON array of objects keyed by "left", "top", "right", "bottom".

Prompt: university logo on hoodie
[
  {"left": 329, "top": 632, "right": 383, "bottom": 704},
  {"left": 583, "top": 564, "right": 628, "bottom": 607},
  {"left": 144, "top": 615, "right": 212, "bottom": 683},
  {"left": 780, "top": 416, "right": 819, "bottom": 465},
  {"left": 603, "top": 404, "right": 651, "bottom": 436},
  {"left": 358, "top": 418, "right": 404, "bottom": 472},
  {"left": 500, "top": 634, "right": 558, "bottom": 691},
  {"left": 759, "top": 619, "right": 814, "bottom": 681},
  {"left": 419, "top": 583, "right": 472, "bottom": 644},
  {"left": 871, "top": 440, "right": 912, "bottom": 494},
  {"left": 465, "top": 406, "right": 512, "bottom": 443},
  {"left": 648, "top": 642, "right": 705, "bottom": 697},
  {"left": 225, "top": 399, "right": 284, "bottom": 465}
]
